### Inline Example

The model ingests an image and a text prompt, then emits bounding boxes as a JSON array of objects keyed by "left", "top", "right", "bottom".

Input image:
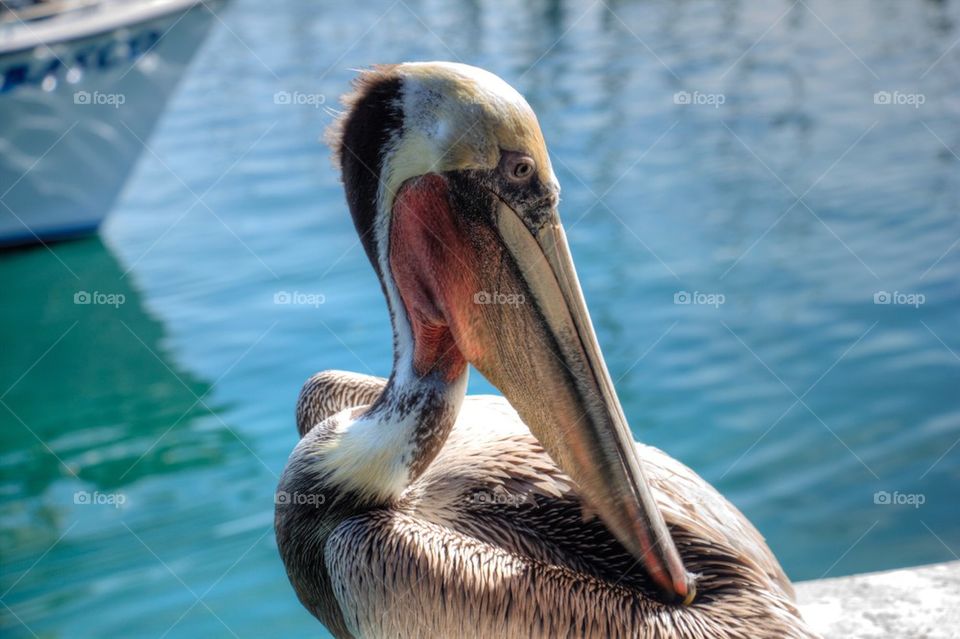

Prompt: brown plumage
[
  {"left": 281, "top": 372, "right": 815, "bottom": 638},
  {"left": 275, "top": 62, "right": 818, "bottom": 638},
  {"left": 295, "top": 370, "right": 386, "bottom": 438}
]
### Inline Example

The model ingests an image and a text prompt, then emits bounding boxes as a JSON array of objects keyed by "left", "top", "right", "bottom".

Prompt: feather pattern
[{"left": 278, "top": 372, "right": 818, "bottom": 639}]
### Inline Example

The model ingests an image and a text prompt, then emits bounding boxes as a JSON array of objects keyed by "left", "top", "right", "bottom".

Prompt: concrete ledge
[{"left": 796, "top": 561, "right": 960, "bottom": 638}]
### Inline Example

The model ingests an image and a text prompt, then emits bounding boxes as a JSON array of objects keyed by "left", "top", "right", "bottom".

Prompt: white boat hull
[{"left": 0, "top": 0, "right": 224, "bottom": 246}]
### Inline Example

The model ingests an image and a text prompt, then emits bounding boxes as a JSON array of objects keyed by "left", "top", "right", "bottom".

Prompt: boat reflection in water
[{"left": 0, "top": 237, "right": 246, "bottom": 636}]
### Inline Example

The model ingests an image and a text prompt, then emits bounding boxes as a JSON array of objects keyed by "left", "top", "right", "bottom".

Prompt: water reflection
[{"left": 0, "top": 238, "right": 253, "bottom": 637}]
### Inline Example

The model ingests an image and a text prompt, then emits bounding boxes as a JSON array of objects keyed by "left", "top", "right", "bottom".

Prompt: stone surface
[{"left": 796, "top": 561, "right": 960, "bottom": 638}]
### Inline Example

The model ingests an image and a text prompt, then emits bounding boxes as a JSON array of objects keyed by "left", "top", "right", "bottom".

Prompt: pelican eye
[{"left": 502, "top": 152, "right": 536, "bottom": 183}]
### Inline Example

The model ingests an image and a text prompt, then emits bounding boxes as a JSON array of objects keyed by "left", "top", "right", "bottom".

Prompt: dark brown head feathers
[
  {"left": 325, "top": 65, "right": 404, "bottom": 275},
  {"left": 325, "top": 64, "right": 401, "bottom": 172}
]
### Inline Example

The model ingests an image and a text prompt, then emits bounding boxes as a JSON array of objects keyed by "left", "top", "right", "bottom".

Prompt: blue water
[{"left": 2, "top": 1, "right": 959, "bottom": 637}]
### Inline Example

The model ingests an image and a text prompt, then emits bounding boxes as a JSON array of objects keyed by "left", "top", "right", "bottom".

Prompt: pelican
[{"left": 276, "top": 62, "right": 817, "bottom": 639}]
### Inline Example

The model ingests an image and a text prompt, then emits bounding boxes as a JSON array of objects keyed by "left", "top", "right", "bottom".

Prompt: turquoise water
[{"left": 2, "top": 1, "right": 959, "bottom": 637}]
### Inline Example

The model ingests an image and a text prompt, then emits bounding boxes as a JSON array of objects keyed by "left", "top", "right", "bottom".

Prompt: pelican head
[{"left": 328, "top": 61, "right": 694, "bottom": 604}]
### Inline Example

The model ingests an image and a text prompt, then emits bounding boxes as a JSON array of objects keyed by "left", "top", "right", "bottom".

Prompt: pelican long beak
[{"left": 390, "top": 173, "right": 693, "bottom": 603}]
